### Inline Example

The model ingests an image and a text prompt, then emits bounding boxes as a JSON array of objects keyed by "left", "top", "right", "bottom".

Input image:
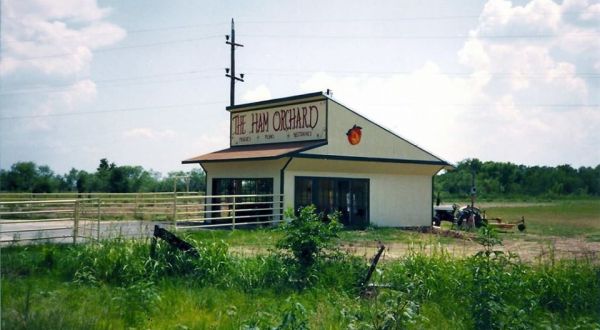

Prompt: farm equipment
[
  {"left": 486, "top": 215, "right": 526, "bottom": 232},
  {"left": 433, "top": 167, "right": 525, "bottom": 231},
  {"left": 433, "top": 204, "right": 485, "bottom": 228},
  {"left": 432, "top": 204, "right": 525, "bottom": 231}
]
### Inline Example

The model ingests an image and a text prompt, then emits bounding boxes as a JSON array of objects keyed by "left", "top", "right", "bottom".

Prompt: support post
[
  {"left": 279, "top": 194, "right": 284, "bottom": 225},
  {"left": 73, "top": 200, "right": 80, "bottom": 244},
  {"left": 231, "top": 196, "right": 236, "bottom": 229},
  {"left": 96, "top": 198, "right": 101, "bottom": 241},
  {"left": 172, "top": 193, "right": 178, "bottom": 231},
  {"left": 135, "top": 193, "right": 139, "bottom": 218}
]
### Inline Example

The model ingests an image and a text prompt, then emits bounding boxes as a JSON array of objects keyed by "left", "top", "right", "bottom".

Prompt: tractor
[
  {"left": 432, "top": 189, "right": 525, "bottom": 231},
  {"left": 433, "top": 203, "right": 485, "bottom": 228}
]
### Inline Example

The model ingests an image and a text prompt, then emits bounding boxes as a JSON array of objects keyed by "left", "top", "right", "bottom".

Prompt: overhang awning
[{"left": 182, "top": 140, "right": 327, "bottom": 164}]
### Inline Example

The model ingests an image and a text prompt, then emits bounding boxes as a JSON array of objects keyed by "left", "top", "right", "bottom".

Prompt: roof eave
[{"left": 226, "top": 91, "right": 326, "bottom": 112}]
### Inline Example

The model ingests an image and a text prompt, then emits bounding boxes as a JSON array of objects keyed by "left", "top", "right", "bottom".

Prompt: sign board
[{"left": 230, "top": 100, "right": 327, "bottom": 146}]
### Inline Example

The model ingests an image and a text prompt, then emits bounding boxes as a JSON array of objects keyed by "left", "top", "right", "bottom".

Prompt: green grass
[
  {"left": 481, "top": 200, "right": 600, "bottom": 239},
  {"left": 188, "top": 227, "right": 458, "bottom": 248},
  {"left": 187, "top": 228, "right": 282, "bottom": 246},
  {"left": 2, "top": 276, "right": 464, "bottom": 329},
  {"left": 2, "top": 234, "right": 599, "bottom": 329},
  {"left": 3, "top": 200, "right": 600, "bottom": 329}
]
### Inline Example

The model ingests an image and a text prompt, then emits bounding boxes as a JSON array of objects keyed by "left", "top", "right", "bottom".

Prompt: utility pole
[{"left": 225, "top": 18, "right": 244, "bottom": 107}]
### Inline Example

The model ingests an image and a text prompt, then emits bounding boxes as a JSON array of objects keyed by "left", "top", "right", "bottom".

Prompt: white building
[{"left": 183, "top": 92, "right": 452, "bottom": 228}]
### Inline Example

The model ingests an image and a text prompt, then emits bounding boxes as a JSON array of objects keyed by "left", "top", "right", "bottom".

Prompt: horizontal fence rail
[
  {"left": 0, "top": 192, "right": 202, "bottom": 200},
  {"left": 0, "top": 193, "right": 286, "bottom": 244},
  {"left": 174, "top": 194, "right": 285, "bottom": 230},
  {"left": 0, "top": 192, "right": 203, "bottom": 222},
  {"left": 0, "top": 199, "right": 100, "bottom": 244}
]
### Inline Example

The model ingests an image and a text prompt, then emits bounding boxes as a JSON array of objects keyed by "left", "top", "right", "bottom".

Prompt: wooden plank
[
  {"left": 152, "top": 225, "right": 198, "bottom": 257},
  {"left": 361, "top": 243, "right": 386, "bottom": 289}
]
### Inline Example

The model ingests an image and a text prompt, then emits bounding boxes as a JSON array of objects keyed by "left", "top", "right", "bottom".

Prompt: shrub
[{"left": 276, "top": 205, "right": 342, "bottom": 269}]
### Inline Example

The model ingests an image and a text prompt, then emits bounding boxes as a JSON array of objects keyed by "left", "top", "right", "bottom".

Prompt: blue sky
[{"left": 1, "top": 0, "right": 599, "bottom": 175}]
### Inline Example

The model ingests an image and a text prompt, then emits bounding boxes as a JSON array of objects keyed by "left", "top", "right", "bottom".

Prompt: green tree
[
  {"left": 32, "top": 165, "right": 60, "bottom": 193},
  {"left": 189, "top": 168, "right": 206, "bottom": 192},
  {"left": 6, "top": 162, "right": 37, "bottom": 192}
]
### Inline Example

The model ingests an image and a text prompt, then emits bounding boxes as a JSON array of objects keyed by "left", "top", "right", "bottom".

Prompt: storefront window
[
  {"left": 213, "top": 178, "right": 273, "bottom": 196},
  {"left": 211, "top": 178, "right": 274, "bottom": 222},
  {"left": 294, "top": 176, "right": 369, "bottom": 228},
  {"left": 294, "top": 177, "right": 312, "bottom": 210}
]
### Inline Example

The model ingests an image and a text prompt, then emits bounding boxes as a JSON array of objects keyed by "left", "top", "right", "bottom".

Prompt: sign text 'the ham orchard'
[{"left": 230, "top": 100, "right": 326, "bottom": 146}]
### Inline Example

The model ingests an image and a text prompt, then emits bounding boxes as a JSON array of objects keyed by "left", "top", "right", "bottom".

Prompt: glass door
[{"left": 349, "top": 179, "right": 369, "bottom": 228}]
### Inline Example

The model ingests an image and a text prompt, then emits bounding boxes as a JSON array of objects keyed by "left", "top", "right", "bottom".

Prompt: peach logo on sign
[{"left": 346, "top": 125, "right": 362, "bottom": 145}]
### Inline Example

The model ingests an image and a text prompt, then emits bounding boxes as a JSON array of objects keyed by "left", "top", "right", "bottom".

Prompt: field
[{"left": 2, "top": 200, "right": 599, "bottom": 329}]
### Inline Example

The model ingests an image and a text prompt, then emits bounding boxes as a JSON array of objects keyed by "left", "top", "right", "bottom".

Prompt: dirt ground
[
  {"left": 230, "top": 232, "right": 600, "bottom": 263},
  {"left": 341, "top": 236, "right": 600, "bottom": 263}
]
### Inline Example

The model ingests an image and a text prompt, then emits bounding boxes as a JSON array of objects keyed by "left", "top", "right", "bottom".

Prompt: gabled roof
[{"left": 183, "top": 91, "right": 454, "bottom": 169}]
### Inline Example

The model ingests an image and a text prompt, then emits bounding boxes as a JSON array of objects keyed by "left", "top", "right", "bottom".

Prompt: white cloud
[
  {"left": 477, "top": 0, "right": 562, "bottom": 36},
  {"left": 0, "top": 1, "right": 126, "bottom": 76},
  {"left": 6, "top": 0, "right": 111, "bottom": 22},
  {"left": 1, "top": 1, "right": 126, "bottom": 131},
  {"left": 297, "top": 0, "right": 599, "bottom": 166},
  {"left": 25, "top": 79, "right": 98, "bottom": 131},
  {"left": 124, "top": 128, "right": 177, "bottom": 140},
  {"left": 242, "top": 85, "right": 272, "bottom": 102}
]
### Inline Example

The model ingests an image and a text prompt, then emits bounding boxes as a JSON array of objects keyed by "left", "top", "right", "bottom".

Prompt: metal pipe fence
[
  {"left": 173, "top": 193, "right": 285, "bottom": 230},
  {"left": 0, "top": 192, "right": 202, "bottom": 221},
  {"left": 0, "top": 199, "right": 100, "bottom": 244},
  {"left": 0, "top": 192, "right": 201, "bottom": 200},
  {"left": 0, "top": 193, "right": 286, "bottom": 244}
]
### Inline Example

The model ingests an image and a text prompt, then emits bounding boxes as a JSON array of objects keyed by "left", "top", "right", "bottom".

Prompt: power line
[
  {"left": 3, "top": 12, "right": 592, "bottom": 43},
  {"left": 247, "top": 68, "right": 600, "bottom": 78},
  {"left": 0, "top": 101, "right": 225, "bottom": 121},
  {"left": 3, "top": 66, "right": 598, "bottom": 96},
  {"left": 240, "top": 32, "right": 600, "bottom": 40},
  {"left": 0, "top": 75, "right": 223, "bottom": 96},
  {"left": 0, "top": 22, "right": 228, "bottom": 44},
  {"left": 365, "top": 103, "right": 600, "bottom": 108},
  {"left": 237, "top": 12, "right": 593, "bottom": 24},
  {"left": 6, "top": 30, "right": 597, "bottom": 63},
  {"left": 3, "top": 11, "right": 595, "bottom": 44},
  {"left": 0, "top": 67, "right": 221, "bottom": 91},
  {"left": 0, "top": 71, "right": 223, "bottom": 96},
  {"left": 2, "top": 101, "right": 597, "bottom": 121},
  {"left": 14, "top": 35, "right": 222, "bottom": 61}
]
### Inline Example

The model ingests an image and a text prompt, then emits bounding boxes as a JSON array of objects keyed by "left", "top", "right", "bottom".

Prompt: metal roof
[
  {"left": 225, "top": 91, "right": 326, "bottom": 112},
  {"left": 181, "top": 140, "right": 327, "bottom": 164}
]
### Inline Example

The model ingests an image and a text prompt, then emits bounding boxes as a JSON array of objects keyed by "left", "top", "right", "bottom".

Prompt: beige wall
[
  {"left": 283, "top": 158, "right": 436, "bottom": 227},
  {"left": 201, "top": 157, "right": 436, "bottom": 227},
  {"left": 305, "top": 100, "right": 442, "bottom": 162}
]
